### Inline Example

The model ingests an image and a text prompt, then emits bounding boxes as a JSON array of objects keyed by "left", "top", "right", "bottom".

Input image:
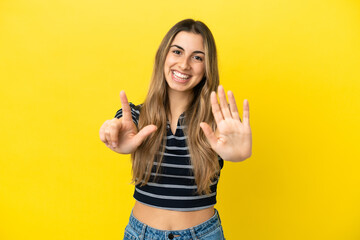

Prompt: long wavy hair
[{"left": 131, "top": 19, "right": 220, "bottom": 195}]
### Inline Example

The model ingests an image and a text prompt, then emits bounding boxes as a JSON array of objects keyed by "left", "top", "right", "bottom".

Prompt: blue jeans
[{"left": 123, "top": 208, "right": 226, "bottom": 240}]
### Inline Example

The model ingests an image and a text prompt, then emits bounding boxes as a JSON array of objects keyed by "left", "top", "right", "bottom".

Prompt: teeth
[{"left": 172, "top": 71, "right": 190, "bottom": 79}]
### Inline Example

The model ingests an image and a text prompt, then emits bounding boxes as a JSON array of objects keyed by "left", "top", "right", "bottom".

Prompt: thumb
[
  {"left": 132, "top": 124, "right": 157, "bottom": 147},
  {"left": 200, "top": 122, "right": 217, "bottom": 149}
]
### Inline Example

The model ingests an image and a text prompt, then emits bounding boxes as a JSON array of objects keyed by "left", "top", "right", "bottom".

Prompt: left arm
[{"left": 200, "top": 85, "right": 252, "bottom": 162}]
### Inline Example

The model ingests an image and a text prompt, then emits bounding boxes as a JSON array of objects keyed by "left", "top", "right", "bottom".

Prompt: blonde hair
[{"left": 131, "top": 19, "right": 220, "bottom": 195}]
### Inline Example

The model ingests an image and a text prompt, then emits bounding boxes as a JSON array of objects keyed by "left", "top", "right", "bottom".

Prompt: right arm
[{"left": 99, "top": 91, "right": 157, "bottom": 154}]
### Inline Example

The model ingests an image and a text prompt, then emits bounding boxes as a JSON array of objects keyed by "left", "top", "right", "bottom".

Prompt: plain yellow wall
[{"left": 1, "top": 0, "right": 359, "bottom": 239}]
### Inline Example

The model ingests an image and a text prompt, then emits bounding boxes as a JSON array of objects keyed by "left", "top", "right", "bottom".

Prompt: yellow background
[{"left": 1, "top": 0, "right": 359, "bottom": 239}]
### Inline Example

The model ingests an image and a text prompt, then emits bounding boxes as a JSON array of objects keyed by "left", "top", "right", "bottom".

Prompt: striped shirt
[{"left": 115, "top": 103, "right": 224, "bottom": 211}]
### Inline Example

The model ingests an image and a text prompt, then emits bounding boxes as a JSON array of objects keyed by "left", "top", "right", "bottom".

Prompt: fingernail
[{"left": 112, "top": 142, "right": 117, "bottom": 148}]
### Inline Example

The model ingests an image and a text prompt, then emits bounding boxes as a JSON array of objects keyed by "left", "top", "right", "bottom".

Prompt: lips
[{"left": 171, "top": 70, "right": 191, "bottom": 83}]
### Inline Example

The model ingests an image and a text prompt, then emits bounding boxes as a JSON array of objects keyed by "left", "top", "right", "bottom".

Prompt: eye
[
  {"left": 193, "top": 55, "right": 203, "bottom": 62},
  {"left": 172, "top": 50, "right": 181, "bottom": 55}
]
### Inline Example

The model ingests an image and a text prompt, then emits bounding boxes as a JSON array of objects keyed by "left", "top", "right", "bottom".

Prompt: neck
[{"left": 167, "top": 88, "right": 193, "bottom": 121}]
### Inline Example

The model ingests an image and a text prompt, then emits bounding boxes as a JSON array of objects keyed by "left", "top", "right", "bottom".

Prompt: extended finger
[
  {"left": 120, "top": 91, "right": 132, "bottom": 122},
  {"left": 200, "top": 122, "right": 218, "bottom": 150},
  {"left": 132, "top": 125, "right": 158, "bottom": 148},
  {"left": 211, "top": 91, "right": 223, "bottom": 124},
  {"left": 243, "top": 99, "right": 250, "bottom": 125},
  {"left": 227, "top": 90, "right": 241, "bottom": 121},
  {"left": 218, "top": 85, "right": 231, "bottom": 119}
]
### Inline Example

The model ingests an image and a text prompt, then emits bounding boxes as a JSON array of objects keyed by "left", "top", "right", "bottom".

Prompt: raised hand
[
  {"left": 99, "top": 91, "right": 157, "bottom": 154},
  {"left": 200, "top": 85, "right": 252, "bottom": 162}
]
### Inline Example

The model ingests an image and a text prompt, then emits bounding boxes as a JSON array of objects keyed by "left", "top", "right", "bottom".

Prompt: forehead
[{"left": 170, "top": 31, "right": 204, "bottom": 52}]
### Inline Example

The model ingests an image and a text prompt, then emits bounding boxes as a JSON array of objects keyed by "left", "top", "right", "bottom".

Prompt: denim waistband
[{"left": 127, "top": 208, "right": 222, "bottom": 239}]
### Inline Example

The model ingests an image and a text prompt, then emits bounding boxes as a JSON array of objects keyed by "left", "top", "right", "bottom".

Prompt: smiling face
[{"left": 164, "top": 31, "right": 206, "bottom": 97}]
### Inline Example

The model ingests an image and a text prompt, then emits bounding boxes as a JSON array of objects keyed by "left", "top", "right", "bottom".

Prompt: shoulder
[
  {"left": 129, "top": 102, "right": 142, "bottom": 115},
  {"left": 114, "top": 102, "right": 142, "bottom": 125},
  {"left": 218, "top": 155, "right": 224, "bottom": 169}
]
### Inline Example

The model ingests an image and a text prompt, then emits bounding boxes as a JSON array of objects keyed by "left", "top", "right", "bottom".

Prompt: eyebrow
[{"left": 170, "top": 45, "right": 205, "bottom": 55}]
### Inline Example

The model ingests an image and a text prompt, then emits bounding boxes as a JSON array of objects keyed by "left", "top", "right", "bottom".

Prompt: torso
[
  {"left": 132, "top": 201, "right": 215, "bottom": 230},
  {"left": 118, "top": 103, "right": 222, "bottom": 230}
]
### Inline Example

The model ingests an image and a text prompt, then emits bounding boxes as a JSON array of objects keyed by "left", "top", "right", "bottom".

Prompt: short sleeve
[{"left": 114, "top": 102, "right": 141, "bottom": 127}]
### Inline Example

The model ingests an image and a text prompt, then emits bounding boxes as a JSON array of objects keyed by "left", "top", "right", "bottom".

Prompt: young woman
[{"left": 99, "top": 19, "right": 252, "bottom": 240}]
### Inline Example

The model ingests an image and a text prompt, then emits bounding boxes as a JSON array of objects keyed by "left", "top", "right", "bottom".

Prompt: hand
[
  {"left": 200, "top": 85, "right": 252, "bottom": 162},
  {"left": 99, "top": 91, "right": 157, "bottom": 154}
]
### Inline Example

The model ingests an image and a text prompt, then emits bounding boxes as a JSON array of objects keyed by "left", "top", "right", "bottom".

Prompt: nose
[{"left": 179, "top": 57, "right": 190, "bottom": 70}]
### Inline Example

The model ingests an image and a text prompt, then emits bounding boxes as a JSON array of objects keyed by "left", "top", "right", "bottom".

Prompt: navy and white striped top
[{"left": 115, "top": 103, "right": 224, "bottom": 211}]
